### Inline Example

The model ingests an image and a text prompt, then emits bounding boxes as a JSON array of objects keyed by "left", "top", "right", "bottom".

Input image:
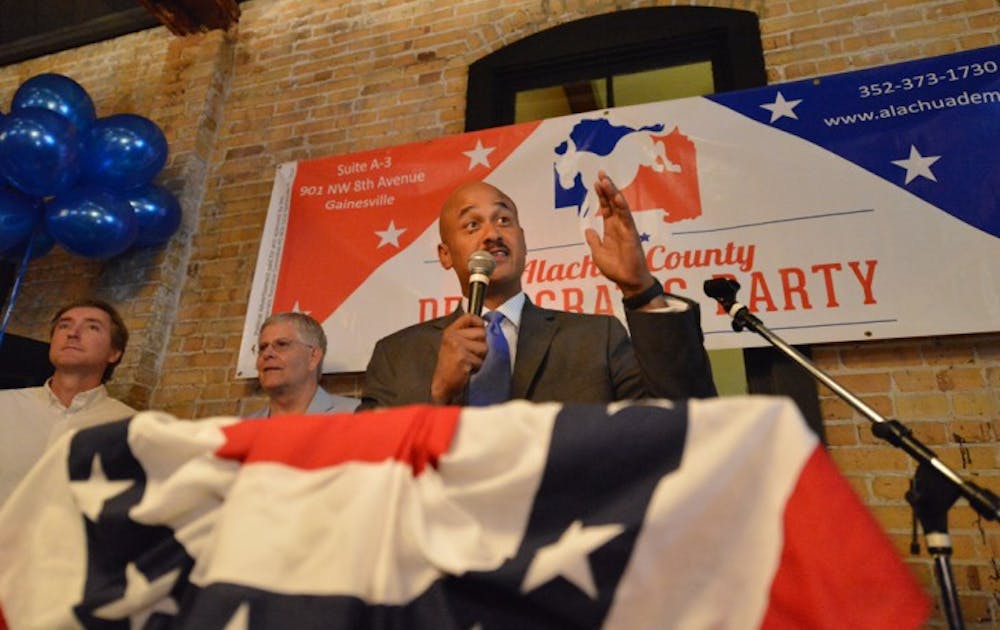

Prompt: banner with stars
[
  {"left": 239, "top": 45, "right": 999, "bottom": 376},
  {"left": 0, "top": 398, "right": 929, "bottom": 628}
]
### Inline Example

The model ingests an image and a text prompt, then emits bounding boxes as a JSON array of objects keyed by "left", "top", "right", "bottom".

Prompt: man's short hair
[
  {"left": 49, "top": 298, "right": 129, "bottom": 383},
  {"left": 259, "top": 312, "right": 327, "bottom": 381}
]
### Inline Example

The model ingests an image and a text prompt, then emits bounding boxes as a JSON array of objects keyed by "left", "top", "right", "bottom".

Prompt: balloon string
[{"left": 0, "top": 235, "right": 35, "bottom": 349}]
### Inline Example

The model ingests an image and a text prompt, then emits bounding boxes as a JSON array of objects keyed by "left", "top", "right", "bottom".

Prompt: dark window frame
[
  {"left": 466, "top": 6, "right": 767, "bottom": 131},
  {"left": 0, "top": 1, "right": 160, "bottom": 68},
  {"left": 463, "top": 6, "right": 824, "bottom": 439}
]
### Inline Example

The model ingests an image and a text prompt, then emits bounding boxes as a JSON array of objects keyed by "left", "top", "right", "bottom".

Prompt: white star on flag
[
  {"left": 223, "top": 602, "right": 251, "bottom": 630},
  {"left": 760, "top": 91, "right": 803, "bottom": 123},
  {"left": 891, "top": 145, "right": 941, "bottom": 184},
  {"left": 521, "top": 519, "right": 625, "bottom": 599},
  {"left": 291, "top": 301, "right": 311, "bottom": 315},
  {"left": 92, "top": 563, "right": 180, "bottom": 628},
  {"left": 71, "top": 454, "right": 134, "bottom": 521},
  {"left": 462, "top": 139, "right": 495, "bottom": 169},
  {"left": 375, "top": 220, "right": 407, "bottom": 248}
]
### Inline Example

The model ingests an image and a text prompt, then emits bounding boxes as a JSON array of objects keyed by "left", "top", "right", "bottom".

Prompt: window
[
  {"left": 513, "top": 61, "right": 716, "bottom": 122},
  {"left": 467, "top": 6, "right": 767, "bottom": 130}
]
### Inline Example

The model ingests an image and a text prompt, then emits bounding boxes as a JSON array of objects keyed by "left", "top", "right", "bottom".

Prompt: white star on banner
[
  {"left": 760, "top": 91, "right": 803, "bottom": 123},
  {"left": 521, "top": 520, "right": 625, "bottom": 599},
  {"left": 291, "top": 301, "right": 311, "bottom": 315},
  {"left": 92, "top": 563, "right": 180, "bottom": 629},
  {"left": 223, "top": 602, "right": 251, "bottom": 630},
  {"left": 71, "top": 454, "right": 134, "bottom": 521},
  {"left": 891, "top": 145, "right": 941, "bottom": 184},
  {"left": 375, "top": 220, "right": 407, "bottom": 248},
  {"left": 463, "top": 139, "right": 495, "bottom": 169}
]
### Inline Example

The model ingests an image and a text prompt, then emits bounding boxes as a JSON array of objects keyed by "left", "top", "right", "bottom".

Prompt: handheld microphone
[{"left": 467, "top": 250, "right": 496, "bottom": 317}]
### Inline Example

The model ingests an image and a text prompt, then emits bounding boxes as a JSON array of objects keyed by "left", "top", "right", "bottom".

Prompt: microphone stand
[{"left": 703, "top": 278, "right": 1000, "bottom": 630}]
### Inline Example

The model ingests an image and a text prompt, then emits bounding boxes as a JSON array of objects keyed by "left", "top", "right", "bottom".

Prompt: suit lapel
[
  {"left": 435, "top": 308, "right": 463, "bottom": 329},
  {"left": 512, "top": 300, "right": 558, "bottom": 399}
]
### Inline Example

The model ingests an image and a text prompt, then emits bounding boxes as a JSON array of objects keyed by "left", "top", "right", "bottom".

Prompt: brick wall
[
  {"left": 0, "top": 0, "right": 997, "bottom": 625},
  {"left": 818, "top": 332, "right": 1000, "bottom": 625}
]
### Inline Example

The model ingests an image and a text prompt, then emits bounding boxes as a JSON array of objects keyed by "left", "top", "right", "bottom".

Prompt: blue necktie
[{"left": 468, "top": 312, "right": 512, "bottom": 406}]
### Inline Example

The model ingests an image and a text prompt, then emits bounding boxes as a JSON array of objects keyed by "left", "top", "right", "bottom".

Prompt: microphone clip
[{"left": 702, "top": 277, "right": 759, "bottom": 333}]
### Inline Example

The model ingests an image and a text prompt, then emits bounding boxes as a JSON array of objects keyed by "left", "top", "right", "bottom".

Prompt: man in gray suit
[
  {"left": 250, "top": 312, "right": 358, "bottom": 417},
  {"left": 361, "top": 172, "right": 716, "bottom": 409}
]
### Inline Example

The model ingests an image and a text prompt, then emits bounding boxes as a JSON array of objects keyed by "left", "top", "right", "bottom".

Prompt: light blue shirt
[{"left": 248, "top": 386, "right": 359, "bottom": 418}]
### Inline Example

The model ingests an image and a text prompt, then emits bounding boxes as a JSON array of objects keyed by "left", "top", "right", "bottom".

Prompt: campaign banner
[
  {"left": 0, "top": 398, "right": 930, "bottom": 628},
  {"left": 239, "top": 45, "right": 999, "bottom": 376}
]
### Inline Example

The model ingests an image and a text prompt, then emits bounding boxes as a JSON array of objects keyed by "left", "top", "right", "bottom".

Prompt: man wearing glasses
[{"left": 249, "top": 312, "right": 359, "bottom": 417}]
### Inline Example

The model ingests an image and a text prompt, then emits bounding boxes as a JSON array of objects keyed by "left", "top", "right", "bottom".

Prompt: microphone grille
[{"left": 467, "top": 250, "right": 496, "bottom": 276}]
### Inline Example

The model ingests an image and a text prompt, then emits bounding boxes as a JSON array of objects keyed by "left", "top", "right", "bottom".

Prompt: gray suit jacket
[{"left": 360, "top": 297, "right": 715, "bottom": 409}]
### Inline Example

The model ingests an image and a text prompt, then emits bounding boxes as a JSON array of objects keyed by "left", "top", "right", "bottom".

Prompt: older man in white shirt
[{"left": 0, "top": 299, "right": 135, "bottom": 505}]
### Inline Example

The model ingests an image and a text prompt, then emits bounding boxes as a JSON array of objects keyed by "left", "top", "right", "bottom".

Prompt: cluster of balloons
[{"left": 0, "top": 73, "right": 181, "bottom": 261}]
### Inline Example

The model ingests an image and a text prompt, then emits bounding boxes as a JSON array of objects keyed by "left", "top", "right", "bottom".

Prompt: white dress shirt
[{"left": 0, "top": 381, "right": 135, "bottom": 505}]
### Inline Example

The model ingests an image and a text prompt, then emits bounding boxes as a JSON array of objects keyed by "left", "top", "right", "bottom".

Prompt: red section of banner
[
  {"left": 621, "top": 127, "right": 702, "bottom": 222},
  {"left": 762, "top": 447, "right": 931, "bottom": 629},
  {"left": 217, "top": 405, "right": 461, "bottom": 475},
  {"left": 272, "top": 123, "right": 541, "bottom": 323}
]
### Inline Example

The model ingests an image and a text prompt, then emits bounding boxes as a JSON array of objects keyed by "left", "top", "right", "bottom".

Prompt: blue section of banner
[{"left": 708, "top": 45, "right": 1000, "bottom": 238}]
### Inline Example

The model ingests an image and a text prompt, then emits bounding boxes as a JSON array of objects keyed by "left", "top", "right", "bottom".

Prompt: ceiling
[{"left": 0, "top": 0, "right": 242, "bottom": 68}]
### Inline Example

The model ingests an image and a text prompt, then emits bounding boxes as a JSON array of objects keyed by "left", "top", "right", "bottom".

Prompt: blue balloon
[
  {"left": 1, "top": 225, "right": 55, "bottom": 262},
  {"left": 0, "top": 188, "right": 41, "bottom": 251},
  {"left": 11, "top": 74, "right": 96, "bottom": 133},
  {"left": 83, "top": 114, "right": 168, "bottom": 190},
  {"left": 124, "top": 183, "right": 182, "bottom": 247},
  {"left": 45, "top": 186, "right": 137, "bottom": 259},
  {"left": 0, "top": 109, "right": 81, "bottom": 196},
  {"left": 0, "top": 112, "right": 8, "bottom": 188}
]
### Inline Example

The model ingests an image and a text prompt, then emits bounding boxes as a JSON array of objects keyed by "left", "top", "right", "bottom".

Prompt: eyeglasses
[{"left": 253, "top": 338, "right": 315, "bottom": 356}]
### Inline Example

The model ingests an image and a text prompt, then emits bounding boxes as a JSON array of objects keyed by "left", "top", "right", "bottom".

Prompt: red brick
[
  {"left": 870, "top": 475, "right": 911, "bottom": 501},
  {"left": 828, "top": 445, "right": 911, "bottom": 473},
  {"left": 952, "top": 392, "right": 997, "bottom": 418},
  {"left": 824, "top": 422, "right": 859, "bottom": 446}
]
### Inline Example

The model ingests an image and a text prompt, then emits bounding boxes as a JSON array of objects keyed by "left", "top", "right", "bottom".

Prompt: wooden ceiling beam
[{"left": 136, "top": 0, "right": 240, "bottom": 36}]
